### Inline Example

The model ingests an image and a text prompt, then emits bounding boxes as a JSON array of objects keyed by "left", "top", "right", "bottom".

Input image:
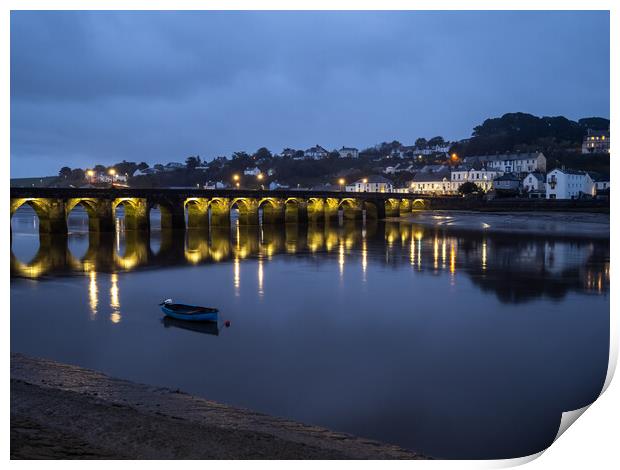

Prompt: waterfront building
[
  {"left": 523, "top": 172, "right": 546, "bottom": 192},
  {"left": 546, "top": 168, "right": 595, "bottom": 199},
  {"left": 409, "top": 169, "right": 452, "bottom": 194},
  {"left": 338, "top": 147, "right": 359, "bottom": 159},
  {"left": 450, "top": 164, "right": 502, "bottom": 193},
  {"left": 493, "top": 173, "right": 521, "bottom": 192},
  {"left": 581, "top": 129, "right": 610, "bottom": 154},
  {"left": 345, "top": 175, "right": 394, "bottom": 193},
  {"left": 463, "top": 152, "right": 546, "bottom": 174},
  {"left": 304, "top": 144, "right": 329, "bottom": 160}
]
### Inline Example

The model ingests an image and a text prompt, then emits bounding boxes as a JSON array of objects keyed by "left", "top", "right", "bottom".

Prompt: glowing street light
[
  {"left": 257, "top": 173, "right": 264, "bottom": 181},
  {"left": 338, "top": 178, "right": 345, "bottom": 191},
  {"left": 108, "top": 168, "right": 116, "bottom": 176},
  {"left": 233, "top": 174, "right": 240, "bottom": 181}
]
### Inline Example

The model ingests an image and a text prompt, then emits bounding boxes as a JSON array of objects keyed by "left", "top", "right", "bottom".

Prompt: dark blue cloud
[{"left": 10, "top": 11, "right": 609, "bottom": 177}]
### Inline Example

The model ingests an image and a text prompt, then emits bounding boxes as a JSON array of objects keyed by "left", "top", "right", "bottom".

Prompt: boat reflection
[
  {"left": 11, "top": 221, "right": 609, "bottom": 303},
  {"left": 161, "top": 316, "right": 220, "bottom": 336}
]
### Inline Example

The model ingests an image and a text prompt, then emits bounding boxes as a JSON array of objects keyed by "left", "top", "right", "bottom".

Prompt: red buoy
[{"left": 224, "top": 320, "right": 231, "bottom": 327}]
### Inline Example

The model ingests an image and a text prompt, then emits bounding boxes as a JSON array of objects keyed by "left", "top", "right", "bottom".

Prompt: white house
[
  {"left": 523, "top": 172, "right": 546, "bottom": 192},
  {"left": 269, "top": 181, "right": 289, "bottom": 190},
  {"left": 304, "top": 145, "right": 329, "bottom": 160},
  {"left": 338, "top": 147, "right": 359, "bottom": 159},
  {"left": 345, "top": 175, "right": 394, "bottom": 193},
  {"left": 463, "top": 152, "right": 546, "bottom": 174},
  {"left": 243, "top": 166, "right": 261, "bottom": 176},
  {"left": 410, "top": 169, "right": 452, "bottom": 194},
  {"left": 546, "top": 168, "right": 595, "bottom": 199},
  {"left": 450, "top": 165, "right": 502, "bottom": 193},
  {"left": 204, "top": 181, "right": 228, "bottom": 189}
]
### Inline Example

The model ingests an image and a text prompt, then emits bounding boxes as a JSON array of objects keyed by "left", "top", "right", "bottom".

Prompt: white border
[{"left": 3, "top": 2, "right": 616, "bottom": 468}]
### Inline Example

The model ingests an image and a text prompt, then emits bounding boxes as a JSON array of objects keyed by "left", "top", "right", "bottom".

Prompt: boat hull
[{"left": 161, "top": 306, "right": 218, "bottom": 322}]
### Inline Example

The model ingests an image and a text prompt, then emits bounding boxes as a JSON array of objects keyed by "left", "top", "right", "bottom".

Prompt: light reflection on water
[{"left": 10, "top": 205, "right": 610, "bottom": 459}]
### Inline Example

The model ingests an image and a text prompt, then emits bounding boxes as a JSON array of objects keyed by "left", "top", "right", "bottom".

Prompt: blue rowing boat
[{"left": 159, "top": 299, "right": 219, "bottom": 322}]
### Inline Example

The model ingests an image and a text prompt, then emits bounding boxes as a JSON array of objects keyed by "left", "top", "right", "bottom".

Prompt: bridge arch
[
  {"left": 207, "top": 198, "right": 231, "bottom": 227},
  {"left": 412, "top": 198, "right": 429, "bottom": 210},
  {"left": 230, "top": 197, "right": 259, "bottom": 225},
  {"left": 66, "top": 198, "right": 101, "bottom": 233},
  {"left": 112, "top": 198, "right": 149, "bottom": 231},
  {"left": 258, "top": 198, "right": 285, "bottom": 225},
  {"left": 10, "top": 198, "right": 65, "bottom": 235},
  {"left": 338, "top": 198, "right": 362, "bottom": 221},
  {"left": 183, "top": 198, "right": 209, "bottom": 230}
]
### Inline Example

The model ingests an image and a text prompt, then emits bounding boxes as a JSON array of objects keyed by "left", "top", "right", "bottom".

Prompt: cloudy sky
[{"left": 10, "top": 10, "right": 609, "bottom": 177}]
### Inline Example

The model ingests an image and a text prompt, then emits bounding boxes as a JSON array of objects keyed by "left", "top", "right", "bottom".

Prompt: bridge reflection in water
[{"left": 11, "top": 219, "right": 610, "bottom": 305}]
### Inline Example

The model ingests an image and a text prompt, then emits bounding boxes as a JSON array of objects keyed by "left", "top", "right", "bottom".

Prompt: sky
[{"left": 10, "top": 10, "right": 610, "bottom": 178}]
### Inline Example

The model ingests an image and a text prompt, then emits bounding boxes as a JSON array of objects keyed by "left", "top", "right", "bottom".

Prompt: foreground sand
[{"left": 11, "top": 353, "right": 426, "bottom": 459}]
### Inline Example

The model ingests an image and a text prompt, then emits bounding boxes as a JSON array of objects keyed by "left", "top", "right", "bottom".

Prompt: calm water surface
[{"left": 10, "top": 206, "right": 609, "bottom": 459}]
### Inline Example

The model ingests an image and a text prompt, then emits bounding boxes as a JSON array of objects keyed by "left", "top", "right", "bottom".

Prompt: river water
[{"left": 10, "top": 206, "right": 610, "bottom": 459}]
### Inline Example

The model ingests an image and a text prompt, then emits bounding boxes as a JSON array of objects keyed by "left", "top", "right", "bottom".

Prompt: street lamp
[
  {"left": 338, "top": 178, "right": 345, "bottom": 191},
  {"left": 257, "top": 173, "right": 264, "bottom": 190},
  {"left": 108, "top": 168, "right": 116, "bottom": 186}
]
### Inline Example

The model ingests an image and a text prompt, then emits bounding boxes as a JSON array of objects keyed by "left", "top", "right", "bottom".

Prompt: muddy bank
[
  {"left": 11, "top": 354, "right": 425, "bottom": 460},
  {"left": 393, "top": 211, "right": 609, "bottom": 240}
]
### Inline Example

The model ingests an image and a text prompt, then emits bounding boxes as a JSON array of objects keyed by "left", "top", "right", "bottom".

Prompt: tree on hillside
[
  {"left": 415, "top": 138, "right": 428, "bottom": 148},
  {"left": 254, "top": 147, "right": 272, "bottom": 161},
  {"left": 69, "top": 168, "right": 85, "bottom": 181},
  {"left": 137, "top": 162, "right": 149, "bottom": 171},
  {"left": 185, "top": 155, "right": 201, "bottom": 170},
  {"left": 59, "top": 167, "right": 72, "bottom": 178},
  {"left": 232, "top": 151, "right": 250, "bottom": 160},
  {"left": 154, "top": 164, "right": 164, "bottom": 171},
  {"left": 428, "top": 136, "right": 445, "bottom": 147},
  {"left": 458, "top": 181, "right": 480, "bottom": 195},
  {"left": 113, "top": 160, "right": 139, "bottom": 177},
  {"left": 578, "top": 117, "right": 609, "bottom": 131},
  {"left": 94, "top": 164, "right": 107, "bottom": 174}
]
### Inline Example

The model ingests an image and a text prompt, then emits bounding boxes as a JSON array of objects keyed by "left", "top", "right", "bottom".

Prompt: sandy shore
[
  {"left": 11, "top": 353, "right": 426, "bottom": 459},
  {"left": 395, "top": 211, "right": 610, "bottom": 240}
]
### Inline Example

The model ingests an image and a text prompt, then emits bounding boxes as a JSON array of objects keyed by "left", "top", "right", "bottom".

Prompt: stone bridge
[{"left": 10, "top": 187, "right": 436, "bottom": 236}]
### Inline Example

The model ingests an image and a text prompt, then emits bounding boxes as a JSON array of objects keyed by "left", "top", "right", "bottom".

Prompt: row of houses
[{"left": 280, "top": 145, "right": 360, "bottom": 160}]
